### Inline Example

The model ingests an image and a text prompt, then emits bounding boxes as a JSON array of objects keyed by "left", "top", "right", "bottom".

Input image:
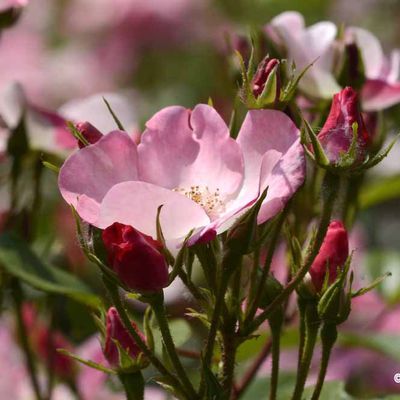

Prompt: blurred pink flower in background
[
  {"left": 346, "top": 27, "right": 400, "bottom": 111},
  {"left": 265, "top": 11, "right": 340, "bottom": 99}
]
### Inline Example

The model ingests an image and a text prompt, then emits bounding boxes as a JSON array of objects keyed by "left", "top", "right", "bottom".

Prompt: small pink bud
[
  {"left": 76, "top": 121, "right": 103, "bottom": 148},
  {"left": 252, "top": 57, "right": 280, "bottom": 99},
  {"left": 103, "top": 307, "right": 144, "bottom": 367},
  {"left": 102, "top": 222, "right": 169, "bottom": 293},
  {"left": 309, "top": 220, "right": 349, "bottom": 292},
  {"left": 318, "top": 87, "right": 370, "bottom": 165}
]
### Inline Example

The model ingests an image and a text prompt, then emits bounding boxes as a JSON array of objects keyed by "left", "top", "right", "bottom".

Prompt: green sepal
[
  {"left": 168, "top": 229, "right": 193, "bottom": 284},
  {"left": 225, "top": 187, "right": 268, "bottom": 256},
  {"left": 302, "top": 117, "right": 330, "bottom": 167},
  {"left": 156, "top": 205, "right": 175, "bottom": 266},
  {"left": 143, "top": 306, "right": 155, "bottom": 352},
  {"left": 352, "top": 272, "right": 392, "bottom": 298},
  {"left": 67, "top": 121, "right": 89, "bottom": 147},
  {"left": 102, "top": 97, "right": 125, "bottom": 131},
  {"left": 57, "top": 349, "right": 116, "bottom": 374}
]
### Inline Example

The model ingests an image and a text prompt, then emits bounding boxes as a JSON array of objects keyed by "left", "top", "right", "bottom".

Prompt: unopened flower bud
[
  {"left": 309, "top": 220, "right": 349, "bottom": 292},
  {"left": 103, "top": 307, "right": 145, "bottom": 368},
  {"left": 252, "top": 57, "right": 280, "bottom": 99},
  {"left": 318, "top": 87, "right": 370, "bottom": 165},
  {"left": 76, "top": 121, "right": 103, "bottom": 148},
  {"left": 102, "top": 222, "right": 169, "bottom": 293}
]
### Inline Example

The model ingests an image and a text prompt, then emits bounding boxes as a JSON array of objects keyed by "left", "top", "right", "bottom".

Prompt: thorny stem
[
  {"left": 291, "top": 303, "right": 320, "bottom": 400},
  {"left": 241, "top": 172, "right": 339, "bottom": 336},
  {"left": 103, "top": 277, "right": 190, "bottom": 399},
  {"left": 269, "top": 324, "right": 281, "bottom": 400},
  {"left": 151, "top": 293, "right": 198, "bottom": 399},
  {"left": 310, "top": 323, "right": 338, "bottom": 400},
  {"left": 198, "top": 253, "right": 242, "bottom": 397},
  {"left": 245, "top": 210, "right": 287, "bottom": 324}
]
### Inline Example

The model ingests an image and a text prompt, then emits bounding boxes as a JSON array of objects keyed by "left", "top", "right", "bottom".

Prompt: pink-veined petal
[
  {"left": 58, "top": 131, "right": 138, "bottom": 224},
  {"left": 138, "top": 104, "right": 244, "bottom": 198},
  {"left": 97, "top": 181, "right": 210, "bottom": 246}
]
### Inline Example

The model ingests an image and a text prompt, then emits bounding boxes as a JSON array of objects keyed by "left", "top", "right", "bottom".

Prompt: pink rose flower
[
  {"left": 59, "top": 104, "right": 305, "bottom": 250},
  {"left": 346, "top": 27, "right": 400, "bottom": 111},
  {"left": 265, "top": 11, "right": 340, "bottom": 99}
]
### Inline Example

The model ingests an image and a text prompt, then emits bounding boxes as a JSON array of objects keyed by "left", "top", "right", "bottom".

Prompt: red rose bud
[
  {"left": 102, "top": 222, "right": 169, "bottom": 293},
  {"left": 252, "top": 57, "right": 280, "bottom": 99},
  {"left": 318, "top": 87, "right": 370, "bottom": 165},
  {"left": 103, "top": 307, "right": 145, "bottom": 368},
  {"left": 309, "top": 220, "right": 349, "bottom": 292},
  {"left": 76, "top": 121, "right": 103, "bottom": 148}
]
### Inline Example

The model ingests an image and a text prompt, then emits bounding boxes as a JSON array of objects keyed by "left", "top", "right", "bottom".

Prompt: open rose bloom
[
  {"left": 346, "top": 27, "right": 400, "bottom": 111},
  {"left": 59, "top": 104, "right": 305, "bottom": 250}
]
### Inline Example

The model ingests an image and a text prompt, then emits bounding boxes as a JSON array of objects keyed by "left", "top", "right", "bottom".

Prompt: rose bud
[
  {"left": 76, "top": 121, "right": 103, "bottom": 148},
  {"left": 102, "top": 222, "right": 169, "bottom": 293},
  {"left": 309, "top": 220, "right": 349, "bottom": 292},
  {"left": 103, "top": 307, "right": 145, "bottom": 368},
  {"left": 252, "top": 57, "right": 280, "bottom": 99},
  {"left": 317, "top": 87, "right": 370, "bottom": 165}
]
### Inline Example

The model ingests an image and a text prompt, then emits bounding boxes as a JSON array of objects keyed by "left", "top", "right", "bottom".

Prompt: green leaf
[
  {"left": 359, "top": 175, "right": 400, "bottom": 209},
  {"left": 339, "top": 332, "right": 400, "bottom": 362},
  {"left": 153, "top": 318, "right": 192, "bottom": 356},
  {"left": 0, "top": 233, "right": 101, "bottom": 308},
  {"left": 303, "top": 380, "right": 353, "bottom": 399}
]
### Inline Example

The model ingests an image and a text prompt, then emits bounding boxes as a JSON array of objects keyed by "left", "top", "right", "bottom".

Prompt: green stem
[
  {"left": 11, "top": 279, "right": 43, "bottom": 400},
  {"left": 102, "top": 277, "right": 188, "bottom": 398},
  {"left": 269, "top": 320, "right": 282, "bottom": 400},
  {"left": 245, "top": 211, "right": 287, "bottom": 324},
  {"left": 296, "top": 298, "right": 307, "bottom": 374},
  {"left": 151, "top": 293, "right": 198, "bottom": 399},
  {"left": 311, "top": 324, "right": 338, "bottom": 400},
  {"left": 291, "top": 303, "right": 320, "bottom": 400},
  {"left": 221, "top": 330, "right": 236, "bottom": 399},
  {"left": 118, "top": 371, "right": 145, "bottom": 400},
  {"left": 241, "top": 172, "right": 339, "bottom": 336},
  {"left": 199, "top": 252, "right": 241, "bottom": 397}
]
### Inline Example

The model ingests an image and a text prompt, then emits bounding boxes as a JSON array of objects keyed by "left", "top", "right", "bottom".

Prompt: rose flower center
[{"left": 173, "top": 185, "right": 226, "bottom": 220}]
